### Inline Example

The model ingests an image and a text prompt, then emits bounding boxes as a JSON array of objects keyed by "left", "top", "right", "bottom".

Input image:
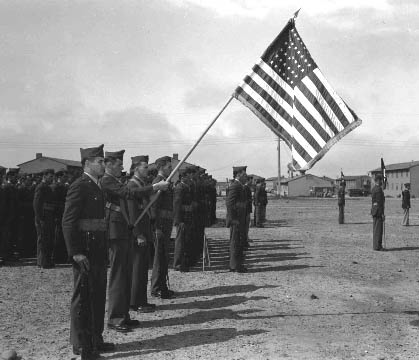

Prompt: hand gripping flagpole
[{"left": 132, "top": 96, "right": 234, "bottom": 228}]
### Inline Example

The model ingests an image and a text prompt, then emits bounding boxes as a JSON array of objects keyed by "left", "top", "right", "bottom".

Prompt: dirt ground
[{"left": 1, "top": 197, "right": 419, "bottom": 360}]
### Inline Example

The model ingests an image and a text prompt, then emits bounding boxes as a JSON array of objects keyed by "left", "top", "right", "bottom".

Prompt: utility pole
[{"left": 277, "top": 137, "right": 281, "bottom": 196}]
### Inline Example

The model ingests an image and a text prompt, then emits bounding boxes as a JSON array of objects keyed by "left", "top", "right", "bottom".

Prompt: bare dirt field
[{"left": 1, "top": 197, "right": 419, "bottom": 360}]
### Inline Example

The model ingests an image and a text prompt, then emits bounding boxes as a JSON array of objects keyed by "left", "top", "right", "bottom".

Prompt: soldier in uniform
[
  {"left": 260, "top": 179, "right": 268, "bottom": 224},
  {"left": 402, "top": 183, "right": 411, "bottom": 226},
  {"left": 150, "top": 156, "right": 175, "bottom": 299},
  {"left": 337, "top": 180, "right": 346, "bottom": 224},
  {"left": 62, "top": 145, "right": 114, "bottom": 359},
  {"left": 253, "top": 179, "right": 263, "bottom": 227},
  {"left": 243, "top": 176, "right": 253, "bottom": 247},
  {"left": 51, "top": 171, "right": 69, "bottom": 263},
  {"left": 126, "top": 155, "right": 157, "bottom": 312},
  {"left": 33, "top": 169, "right": 56, "bottom": 268},
  {"left": 371, "top": 173, "right": 385, "bottom": 251},
  {"left": 173, "top": 167, "right": 194, "bottom": 272},
  {"left": 226, "top": 166, "right": 248, "bottom": 273}
]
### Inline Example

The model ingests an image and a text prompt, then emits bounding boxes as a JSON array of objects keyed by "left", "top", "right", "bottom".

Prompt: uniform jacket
[
  {"left": 0, "top": 183, "right": 17, "bottom": 225},
  {"left": 62, "top": 173, "right": 105, "bottom": 257},
  {"left": 126, "top": 176, "right": 152, "bottom": 239},
  {"left": 402, "top": 189, "right": 411, "bottom": 209},
  {"left": 226, "top": 179, "right": 246, "bottom": 227},
  {"left": 243, "top": 184, "right": 253, "bottom": 214},
  {"left": 151, "top": 174, "right": 173, "bottom": 220},
  {"left": 371, "top": 185, "right": 385, "bottom": 217},
  {"left": 33, "top": 182, "right": 54, "bottom": 220},
  {"left": 50, "top": 182, "right": 68, "bottom": 218},
  {"left": 173, "top": 181, "right": 194, "bottom": 225}
]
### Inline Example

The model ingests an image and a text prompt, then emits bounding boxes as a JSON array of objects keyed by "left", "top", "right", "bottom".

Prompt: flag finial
[{"left": 293, "top": 8, "right": 301, "bottom": 20}]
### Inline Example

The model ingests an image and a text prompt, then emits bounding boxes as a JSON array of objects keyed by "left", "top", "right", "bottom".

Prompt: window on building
[
  {"left": 391, "top": 183, "right": 394, "bottom": 190},
  {"left": 396, "top": 184, "right": 398, "bottom": 190}
]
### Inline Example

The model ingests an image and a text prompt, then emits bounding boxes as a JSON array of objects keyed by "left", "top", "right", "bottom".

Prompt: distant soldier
[
  {"left": 33, "top": 169, "right": 55, "bottom": 268},
  {"left": 337, "top": 180, "right": 346, "bottom": 224},
  {"left": 402, "top": 183, "right": 411, "bottom": 226},
  {"left": 253, "top": 179, "right": 263, "bottom": 227},
  {"left": 51, "top": 171, "right": 69, "bottom": 263},
  {"left": 371, "top": 173, "right": 385, "bottom": 251},
  {"left": 260, "top": 179, "right": 268, "bottom": 224},
  {"left": 150, "top": 156, "right": 175, "bottom": 299},
  {"left": 226, "top": 166, "right": 248, "bottom": 273},
  {"left": 126, "top": 155, "right": 157, "bottom": 313},
  {"left": 62, "top": 145, "right": 115, "bottom": 359},
  {"left": 173, "top": 168, "right": 194, "bottom": 272}
]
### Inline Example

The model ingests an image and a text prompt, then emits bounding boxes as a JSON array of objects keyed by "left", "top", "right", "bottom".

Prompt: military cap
[
  {"left": 55, "top": 170, "right": 67, "bottom": 177},
  {"left": 42, "top": 169, "right": 55, "bottom": 175},
  {"left": 105, "top": 149, "right": 125, "bottom": 161},
  {"left": 178, "top": 168, "right": 188, "bottom": 177},
  {"left": 187, "top": 165, "right": 198, "bottom": 174},
  {"left": 155, "top": 156, "right": 171, "bottom": 168},
  {"left": 131, "top": 155, "right": 149, "bottom": 167},
  {"left": 80, "top": 144, "right": 104, "bottom": 162},
  {"left": 233, "top": 166, "right": 247, "bottom": 173},
  {"left": 374, "top": 173, "right": 383, "bottom": 181}
]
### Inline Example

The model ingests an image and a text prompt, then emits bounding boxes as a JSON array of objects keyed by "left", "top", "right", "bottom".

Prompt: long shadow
[
  {"left": 3, "top": 258, "right": 72, "bottom": 268},
  {"left": 247, "top": 264, "right": 322, "bottom": 273},
  {"left": 176, "top": 284, "right": 276, "bottom": 298},
  {"left": 343, "top": 222, "right": 371, "bottom": 225},
  {"left": 385, "top": 247, "right": 419, "bottom": 251},
  {"left": 105, "top": 328, "right": 267, "bottom": 359},
  {"left": 156, "top": 295, "right": 268, "bottom": 311}
]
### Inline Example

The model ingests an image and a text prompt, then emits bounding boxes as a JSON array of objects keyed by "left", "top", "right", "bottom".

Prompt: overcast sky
[{"left": 0, "top": 0, "right": 418, "bottom": 180}]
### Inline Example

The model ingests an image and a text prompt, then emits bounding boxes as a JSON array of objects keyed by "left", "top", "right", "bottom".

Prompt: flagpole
[{"left": 132, "top": 95, "right": 234, "bottom": 227}]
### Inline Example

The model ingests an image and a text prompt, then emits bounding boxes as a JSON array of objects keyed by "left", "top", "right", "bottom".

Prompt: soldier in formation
[
  {"left": 337, "top": 180, "right": 346, "bottom": 224},
  {"left": 371, "top": 173, "right": 385, "bottom": 251},
  {"left": 402, "top": 183, "right": 411, "bottom": 226}
]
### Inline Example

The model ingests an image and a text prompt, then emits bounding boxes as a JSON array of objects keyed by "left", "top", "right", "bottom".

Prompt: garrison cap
[
  {"left": 155, "top": 156, "right": 171, "bottom": 168},
  {"left": 233, "top": 166, "right": 247, "bottom": 173},
  {"left": 131, "top": 155, "right": 149, "bottom": 167},
  {"left": 374, "top": 173, "right": 383, "bottom": 181},
  {"left": 105, "top": 150, "right": 125, "bottom": 161},
  {"left": 55, "top": 170, "right": 67, "bottom": 177},
  {"left": 42, "top": 169, "right": 55, "bottom": 175},
  {"left": 80, "top": 144, "right": 104, "bottom": 162}
]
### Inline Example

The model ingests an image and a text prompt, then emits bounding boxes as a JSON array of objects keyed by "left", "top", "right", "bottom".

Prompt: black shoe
[
  {"left": 73, "top": 346, "right": 99, "bottom": 357},
  {"left": 125, "top": 319, "right": 140, "bottom": 327},
  {"left": 136, "top": 303, "right": 156, "bottom": 313},
  {"left": 151, "top": 290, "right": 175, "bottom": 299},
  {"left": 107, "top": 323, "right": 131, "bottom": 332},
  {"left": 237, "top": 267, "right": 248, "bottom": 273}
]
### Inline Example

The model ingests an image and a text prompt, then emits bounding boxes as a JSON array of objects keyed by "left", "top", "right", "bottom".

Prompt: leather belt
[
  {"left": 158, "top": 209, "right": 173, "bottom": 219},
  {"left": 78, "top": 218, "right": 107, "bottom": 232},
  {"left": 106, "top": 202, "right": 121, "bottom": 213}
]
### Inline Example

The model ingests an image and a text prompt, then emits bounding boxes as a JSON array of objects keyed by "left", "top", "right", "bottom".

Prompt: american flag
[{"left": 234, "top": 18, "right": 362, "bottom": 171}]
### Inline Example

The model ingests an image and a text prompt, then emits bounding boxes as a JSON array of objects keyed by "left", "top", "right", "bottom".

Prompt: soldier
[
  {"left": 62, "top": 145, "right": 114, "bottom": 359},
  {"left": 337, "top": 180, "right": 346, "bottom": 224},
  {"left": 260, "top": 179, "right": 268, "bottom": 224},
  {"left": 150, "top": 156, "right": 175, "bottom": 299},
  {"left": 126, "top": 155, "right": 157, "bottom": 312},
  {"left": 51, "top": 171, "right": 69, "bottom": 263},
  {"left": 253, "top": 179, "right": 263, "bottom": 227},
  {"left": 402, "top": 183, "right": 411, "bottom": 226},
  {"left": 173, "top": 168, "right": 194, "bottom": 272},
  {"left": 226, "top": 166, "right": 248, "bottom": 273},
  {"left": 371, "top": 173, "right": 385, "bottom": 251},
  {"left": 33, "top": 169, "right": 55, "bottom": 268}
]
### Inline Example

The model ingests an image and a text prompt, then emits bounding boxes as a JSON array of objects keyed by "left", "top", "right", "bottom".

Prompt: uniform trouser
[
  {"left": 35, "top": 216, "right": 55, "bottom": 267},
  {"left": 130, "top": 241, "right": 150, "bottom": 307},
  {"left": 173, "top": 222, "right": 192, "bottom": 270},
  {"left": 53, "top": 219, "right": 68, "bottom": 263},
  {"left": 70, "top": 239, "right": 107, "bottom": 351},
  {"left": 402, "top": 208, "right": 410, "bottom": 226},
  {"left": 108, "top": 238, "right": 133, "bottom": 325},
  {"left": 16, "top": 214, "right": 35, "bottom": 257},
  {"left": 229, "top": 222, "right": 245, "bottom": 270},
  {"left": 261, "top": 205, "right": 267, "bottom": 222},
  {"left": 0, "top": 225, "right": 10, "bottom": 259},
  {"left": 373, "top": 216, "right": 384, "bottom": 250},
  {"left": 338, "top": 205, "right": 345, "bottom": 224},
  {"left": 255, "top": 205, "right": 263, "bottom": 227},
  {"left": 151, "top": 219, "right": 172, "bottom": 293}
]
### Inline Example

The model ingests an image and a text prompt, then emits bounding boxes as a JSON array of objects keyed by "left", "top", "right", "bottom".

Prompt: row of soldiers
[{"left": 52, "top": 145, "right": 219, "bottom": 359}]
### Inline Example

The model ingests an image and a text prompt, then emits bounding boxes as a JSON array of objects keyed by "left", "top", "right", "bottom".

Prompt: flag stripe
[
  {"left": 308, "top": 71, "right": 350, "bottom": 128},
  {"left": 251, "top": 65, "right": 294, "bottom": 108},
  {"left": 257, "top": 60, "right": 294, "bottom": 100},
  {"left": 235, "top": 85, "right": 313, "bottom": 162},
  {"left": 242, "top": 76, "right": 293, "bottom": 125},
  {"left": 293, "top": 92, "right": 332, "bottom": 143},
  {"left": 293, "top": 102, "right": 328, "bottom": 146},
  {"left": 298, "top": 78, "right": 340, "bottom": 135},
  {"left": 292, "top": 114, "right": 323, "bottom": 154}
]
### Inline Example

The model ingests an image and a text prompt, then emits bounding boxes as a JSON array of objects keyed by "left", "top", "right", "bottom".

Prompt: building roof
[
  {"left": 281, "top": 174, "right": 334, "bottom": 186},
  {"left": 336, "top": 175, "right": 370, "bottom": 181},
  {"left": 18, "top": 156, "right": 82, "bottom": 168},
  {"left": 370, "top": 161, "right": 419, "bottom": 173}
]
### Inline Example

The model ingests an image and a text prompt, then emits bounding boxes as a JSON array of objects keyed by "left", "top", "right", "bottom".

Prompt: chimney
[
  {"left": 36, "top": 153, "right": 42, "bottom": 159},
  {"left": 173, "top": 153, "right": 179, "bottom": 160}
]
